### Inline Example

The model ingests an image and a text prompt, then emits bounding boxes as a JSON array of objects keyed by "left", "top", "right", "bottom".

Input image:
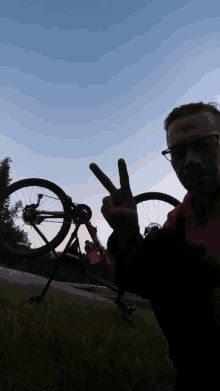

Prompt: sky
[{"left": 1, "top": 0, "right": 220, "bottom": 253}]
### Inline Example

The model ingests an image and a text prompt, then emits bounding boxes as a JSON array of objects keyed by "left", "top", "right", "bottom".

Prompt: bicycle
[{"left": 0, "top": 178, "right": 181, "bottom": 328}]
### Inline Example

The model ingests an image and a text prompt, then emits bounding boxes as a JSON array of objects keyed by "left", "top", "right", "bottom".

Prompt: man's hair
[{"left": 164, "top": 101, "right": 220, "bottom": 132}]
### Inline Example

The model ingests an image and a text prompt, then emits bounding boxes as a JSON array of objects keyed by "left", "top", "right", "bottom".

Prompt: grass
[{"left": 0, "top": 260, "right": 176, "bottom": 390}]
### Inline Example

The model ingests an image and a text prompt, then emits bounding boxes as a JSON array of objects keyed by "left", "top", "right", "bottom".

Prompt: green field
[{"left": 0, "top": 261, "right": 176, "bottom": 390}]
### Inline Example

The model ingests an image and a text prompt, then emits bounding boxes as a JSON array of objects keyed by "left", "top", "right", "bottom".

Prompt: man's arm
[
  {"left": 107, "top": 229, "right": 148, "bottom": 298},
  {"left": 89, "top": 159, "right": 149, "bottom": 297}
]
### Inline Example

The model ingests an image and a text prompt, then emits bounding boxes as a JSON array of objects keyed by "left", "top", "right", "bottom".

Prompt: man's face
[{"left": 167, "top": 110, "right": 220, "bottom": 199}]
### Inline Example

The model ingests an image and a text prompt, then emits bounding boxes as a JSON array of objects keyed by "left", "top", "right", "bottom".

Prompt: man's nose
[{"left": 184, "top": 148, "right": 203, "bottom": 165}]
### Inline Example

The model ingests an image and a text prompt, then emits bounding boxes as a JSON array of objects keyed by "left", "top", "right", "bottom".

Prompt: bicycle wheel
[
  {"left": 134, "top": 192, "right": 181, "bottom": 238},
  {"left": 0, "top": 178, "right": 72, "bottom": 258}
]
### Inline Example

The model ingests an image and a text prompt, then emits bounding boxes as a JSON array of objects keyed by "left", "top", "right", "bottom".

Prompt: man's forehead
[{"left": 167, "top": 111, "right": 219, "bottom": 147}]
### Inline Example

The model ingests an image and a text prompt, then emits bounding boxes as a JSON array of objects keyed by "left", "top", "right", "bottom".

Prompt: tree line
[{"left": 0, "top": 156, "right": 30, "bottom": 247}]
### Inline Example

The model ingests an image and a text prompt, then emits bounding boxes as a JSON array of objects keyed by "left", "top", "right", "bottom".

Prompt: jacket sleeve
[
  {"left": 107, "top": 229, "right": 150, "bottom": 299},
  {"left": 106, "top": 206, "right": 186, "bottom": 299}
]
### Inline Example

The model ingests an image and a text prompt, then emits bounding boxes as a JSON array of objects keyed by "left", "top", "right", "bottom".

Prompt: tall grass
[{"left": 0, "top": 262, "right": 176, "bottom": 390}]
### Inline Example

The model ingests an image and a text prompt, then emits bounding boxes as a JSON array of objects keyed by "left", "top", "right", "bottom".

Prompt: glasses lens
[
  {"left": 165, "top": 152, "right": 171, "bottom": 161},
  {"left": 166, "top": 136, "right": 215, "bottom": 163}
]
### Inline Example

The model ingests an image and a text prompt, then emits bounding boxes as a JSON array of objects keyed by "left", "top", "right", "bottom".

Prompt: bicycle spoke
[{"left": 135, "top": 193, "right": 180, "bottom": 237}]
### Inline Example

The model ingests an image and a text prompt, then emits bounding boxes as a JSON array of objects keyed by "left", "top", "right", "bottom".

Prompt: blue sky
[{"left": 1, "top": 0, "right": 220, "bottom": 251}]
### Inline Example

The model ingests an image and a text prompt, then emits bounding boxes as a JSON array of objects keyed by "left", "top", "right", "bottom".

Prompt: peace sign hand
[{"left": 89, "top": 159, "right": 139, "bottom": 232}]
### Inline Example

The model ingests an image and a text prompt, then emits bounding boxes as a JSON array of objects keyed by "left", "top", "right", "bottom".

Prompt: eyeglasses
[{"left": 162, "top": 134, "right": 219, "bottom": 162}]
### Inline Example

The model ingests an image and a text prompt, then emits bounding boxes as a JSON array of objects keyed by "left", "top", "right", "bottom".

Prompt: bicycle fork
[{"left": 29, "top": 223, "right": 81, "bottom": 303}]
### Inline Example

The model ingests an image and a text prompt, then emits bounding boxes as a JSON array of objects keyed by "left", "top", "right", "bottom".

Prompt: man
[{"left": 89, "top": 102, "right": 220, "bottom": 391}]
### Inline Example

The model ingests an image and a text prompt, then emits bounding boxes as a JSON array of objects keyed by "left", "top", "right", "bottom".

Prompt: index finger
[{"left": 89, "top": 163, "right": 117, "bottom": 194}]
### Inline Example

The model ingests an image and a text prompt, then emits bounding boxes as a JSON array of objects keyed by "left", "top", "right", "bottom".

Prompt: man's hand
[{"left": 89, "top": 159, "right": 139, "bottom": 232}]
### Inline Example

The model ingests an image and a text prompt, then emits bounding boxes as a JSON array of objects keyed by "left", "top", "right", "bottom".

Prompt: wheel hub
[
  {"left": 144, "top": 222, "right": 161, "bottom": 237},
  {"left": 22, "top": 207, "right": 38, "bottom": 226}
]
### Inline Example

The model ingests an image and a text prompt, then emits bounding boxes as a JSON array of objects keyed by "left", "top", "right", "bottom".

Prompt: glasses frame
[{"left": 162, "top": 134, "right": 220, "bottom": 162}]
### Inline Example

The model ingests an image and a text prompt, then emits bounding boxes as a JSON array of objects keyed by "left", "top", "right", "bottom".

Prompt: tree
[{"left": 0, "top": 156, "right": 30, "bottom": 247}]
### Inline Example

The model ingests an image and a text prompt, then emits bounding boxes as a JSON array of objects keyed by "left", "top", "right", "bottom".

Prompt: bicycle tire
[
  {"left": 134, "top": 192, "right": 181, "bottom": 237},
  {"left": 0, "top": 178, "right": 72, "bottom": 258}
]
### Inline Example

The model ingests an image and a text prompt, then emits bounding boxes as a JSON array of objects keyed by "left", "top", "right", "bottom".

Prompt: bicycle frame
[
  {"left": 1, "top": 179, "right": 181, "bottom": 329},
  {"left": 30, "top": 208, "right": 138, "bottom": 328}
]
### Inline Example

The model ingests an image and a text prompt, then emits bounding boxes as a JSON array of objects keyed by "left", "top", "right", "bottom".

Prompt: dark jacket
[{"left": 107, "top": 209, "right": 220, "bottom": 300}]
